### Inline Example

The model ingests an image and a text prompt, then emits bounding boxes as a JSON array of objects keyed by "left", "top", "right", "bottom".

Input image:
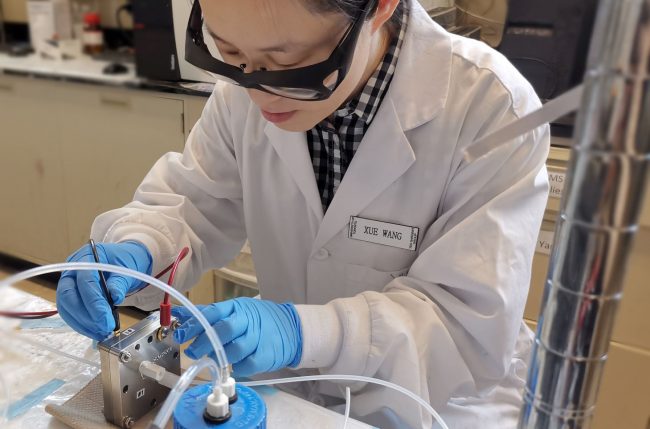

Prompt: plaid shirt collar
[
  {"left": 307, "top": 5, "right": 408, "bottom": 212},
  {"left": 331, "top": 8, "right": 408, "bottom": 126}
]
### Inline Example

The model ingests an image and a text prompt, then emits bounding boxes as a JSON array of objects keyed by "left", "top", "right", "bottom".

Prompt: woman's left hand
[{"left": 171, "top": 298, "right": 303, "bottom": 376}]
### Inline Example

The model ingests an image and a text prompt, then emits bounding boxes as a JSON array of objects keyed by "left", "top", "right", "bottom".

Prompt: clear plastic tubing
[
  {"left": 242, "top": 374, "right": 450, "bottom": 429},
  {"left": 0, "top": 262, "right": 229, "bottom": 385},
  {"left": 149, "top": 357, "right": 219, "bottom": 429}
]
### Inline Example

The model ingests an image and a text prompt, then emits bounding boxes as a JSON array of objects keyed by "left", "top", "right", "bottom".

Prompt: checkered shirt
[{"left": 306, "top": 5, "right": 408, "bottom": 213}]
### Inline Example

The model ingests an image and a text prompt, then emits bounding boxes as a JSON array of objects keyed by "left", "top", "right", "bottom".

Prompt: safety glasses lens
[{"left": 259, "top": 85, "right": 322, "bottom": 100}]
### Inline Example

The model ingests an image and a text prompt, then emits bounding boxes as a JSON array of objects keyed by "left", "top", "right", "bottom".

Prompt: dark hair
[{"left": 303, "top": 0, "right": 405, "bottom": 36}]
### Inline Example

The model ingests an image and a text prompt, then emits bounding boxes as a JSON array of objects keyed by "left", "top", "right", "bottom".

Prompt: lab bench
[{"left": 0, "top": 287, "right": 373, "bottom": 429}]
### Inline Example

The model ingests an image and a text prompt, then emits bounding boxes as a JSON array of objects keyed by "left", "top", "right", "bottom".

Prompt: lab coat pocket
[{"left": 344, "top": 263, "right": 410, "bottom": 294}]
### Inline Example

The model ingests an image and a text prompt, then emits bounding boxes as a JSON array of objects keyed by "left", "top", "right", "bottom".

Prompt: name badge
[{"left": 348, "top": 216, "right": 419, "bottom": 251}]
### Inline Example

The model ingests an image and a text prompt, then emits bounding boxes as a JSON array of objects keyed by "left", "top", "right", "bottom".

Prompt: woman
[{"left": 56, "top": 0, "right": 549, "bottom": 427}]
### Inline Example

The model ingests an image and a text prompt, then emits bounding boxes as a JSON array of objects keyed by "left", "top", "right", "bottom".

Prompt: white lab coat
[{"left": 91, "top": 2, "right": 550, "bottom": 428}]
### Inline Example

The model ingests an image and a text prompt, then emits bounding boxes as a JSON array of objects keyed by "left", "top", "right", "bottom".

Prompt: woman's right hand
[{"left": 56, "top": 241, "right": 152, "bottom": 340}]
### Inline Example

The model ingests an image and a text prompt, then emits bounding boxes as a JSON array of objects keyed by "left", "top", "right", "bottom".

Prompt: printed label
[
  {"left": 348, "top": 216, "right": 419, "bottom": 251},
  {"left": 548, "top": 169, "right": 566, "bottom": 199},
  {"left": 536, "top": 230, "right": 554, "bottom": 255}
]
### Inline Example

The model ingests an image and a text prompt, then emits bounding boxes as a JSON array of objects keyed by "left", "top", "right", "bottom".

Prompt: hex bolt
[
  {"left": 156, "top": 326, "right": 169, "bottom": 342},
  {"left": 119, "top": 351, "right": 132, "bottom": 363},
  {"left": 122, "top": 416, "right": 135, "bottom": 428}
]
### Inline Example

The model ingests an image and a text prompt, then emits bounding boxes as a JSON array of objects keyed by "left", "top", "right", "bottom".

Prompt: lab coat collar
[
  {"left": 312, "top": 96, "right": 415, "bottom": 251},
  {"left": 388, "top": 0, "right": 452, "bottom": 131},
  {"left": 264, "top": 94, "right": 415, "bottom": 251},
  {"left": 264, "top": 122, "right": 325, "bottom": 221}
]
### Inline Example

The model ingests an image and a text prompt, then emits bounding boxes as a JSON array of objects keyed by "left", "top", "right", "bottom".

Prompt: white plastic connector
[
  {"left": 139, "top": 360, "right": 180, "bottom": 389},
  {"left": 205, "top": 386, "right": 230, "bottom": 419},
  {"left": 221, "top": 377, "right": 236, "bottom": 400},
  {"left": 140, "top": 361, "right": 166, "bottom": 383}
]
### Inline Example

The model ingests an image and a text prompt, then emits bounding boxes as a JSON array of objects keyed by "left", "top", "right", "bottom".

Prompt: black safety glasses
[{"left": 185, "top": 0, "right": 378, "bottom": 101}]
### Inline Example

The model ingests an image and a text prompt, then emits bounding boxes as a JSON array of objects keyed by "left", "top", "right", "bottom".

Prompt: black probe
[{"left": 88, "top": 239, "right": 121, "bottom": 333}]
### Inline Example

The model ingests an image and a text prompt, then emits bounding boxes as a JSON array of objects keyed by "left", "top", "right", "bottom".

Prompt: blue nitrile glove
[
  {"left": 56, "top": 241, "right": 152, "bottom": 340},
  {"left": 172, "top": 298, "right": 303, "bottom": 377}
]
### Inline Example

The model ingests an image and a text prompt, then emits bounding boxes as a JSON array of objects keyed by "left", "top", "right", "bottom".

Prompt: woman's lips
[{"left": 261, "top": 109, "right": 297, "bottom": 123}]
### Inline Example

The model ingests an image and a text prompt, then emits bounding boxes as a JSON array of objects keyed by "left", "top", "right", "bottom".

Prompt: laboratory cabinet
[
  {"left": 0, "top": 75, "right": 188, "bottom": 262},
  {"left": 55, "top": 83, "right": 185, "bottom": 251},
  {"left": 0, "top": 74, "right": 216, "bottom": 302},
  {"left": 0, "top": 75, "right": 69, "bottom": 263}
]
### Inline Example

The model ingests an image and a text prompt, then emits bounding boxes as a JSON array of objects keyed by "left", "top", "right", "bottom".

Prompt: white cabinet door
[
  {"left": 0, "top": 76, "right": 69, "bottom": 263},
  {"left": 56, "top": 84, "right": 185, "bottom": 253}
]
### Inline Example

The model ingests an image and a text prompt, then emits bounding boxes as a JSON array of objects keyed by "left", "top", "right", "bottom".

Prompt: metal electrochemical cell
[{"left": 173, "top": 384, "right": 266, "bottom": 429}]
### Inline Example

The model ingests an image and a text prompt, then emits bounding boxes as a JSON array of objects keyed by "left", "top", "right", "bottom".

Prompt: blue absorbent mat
[{"left": 7, "top": 378, "right": 65, "bottom": 420}]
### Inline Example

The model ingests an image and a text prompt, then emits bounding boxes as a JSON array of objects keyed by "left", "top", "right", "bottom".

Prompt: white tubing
[
  {"left": 8, "top": 333, "right": 100, "bottom": 369},
  {"left": 149, "top": 358, "right": 219, "bottom": 429},
  {"left": 343, "top": 386, "right": 351, "bottom": 429},
  {"left": 463, "top": 84, "right": 584, "bottom": 162},
  {"left": 242, "top": 374, "right": 449, "bottom": 429},
  {"left": 0, "top": 262, "right": 229, "bottom": 383}
]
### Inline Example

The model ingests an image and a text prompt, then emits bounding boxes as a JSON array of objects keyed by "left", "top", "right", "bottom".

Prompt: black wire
[{"left": 88, "top": 239, "right": 121, "bottom": 332}]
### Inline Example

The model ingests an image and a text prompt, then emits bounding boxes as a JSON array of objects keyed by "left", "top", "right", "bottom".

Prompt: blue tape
[
  {"left": 20, "top": 317, "right": 68, "bottom": 330},
  {"left": 7, "top": 378, "right": 65, "bottom": 420}
]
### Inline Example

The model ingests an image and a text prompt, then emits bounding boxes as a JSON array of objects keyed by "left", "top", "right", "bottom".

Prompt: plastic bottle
[{"left": 82, "top": 12, "right": 104, "bottom": 55}]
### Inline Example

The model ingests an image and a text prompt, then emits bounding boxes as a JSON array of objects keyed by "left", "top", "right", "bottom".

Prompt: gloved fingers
[
  {"left": 213, "top": 311, "right": 248, "bottom": 345},
  {"left": 201, "top": 300, "right": 237, "bottom": 325},
  {"left": 171, "top": 305, "right": 209, "bottom": 344},
  {"left": 182, "top": 311, "right": 248, "bottom": 358},
  {"left": 57, "top": 277, "right": 112, "bottom": 340},
  {"left": 223, "top": 330, "right": 258, "bottom": 365},
  {"left": 175, "top": 301, "right": 236, "bottom": 344},
  {"left": 106, "top": 275, "right": 131, "bottom": 305},
  {"left": 75, "top": 269, "right": 116, "bottom": 333},
  {"left": 60, "top": 248, "right": 94, "bottom": 285},
  {"left": 183, "top": 335, "right": 207, "bottom": 360},
  {"left": 232, "top": 355, "right": 265, "bottom": 378},
  {"left": 171, "top": 305, "right": 206, "bottom": 325},
  {"left": 58, "top": 300, "right": 110, "bottom": 341}
]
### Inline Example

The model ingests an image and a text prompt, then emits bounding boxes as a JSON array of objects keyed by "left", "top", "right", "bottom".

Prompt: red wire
[
  {"left": 1, "top": 247, "right": 191, "bottom": 320},
  {"left": 0, "top": 310, "right": 58, "bottom": 319},
  {"left": 164, "top": 247, "right": 190, "bottom": 304},
  {"left": 159, "top": 246, "right": 190, "bottom": 327}
]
